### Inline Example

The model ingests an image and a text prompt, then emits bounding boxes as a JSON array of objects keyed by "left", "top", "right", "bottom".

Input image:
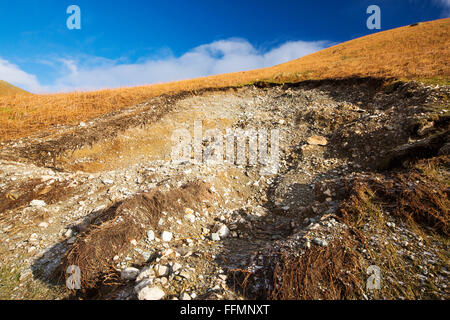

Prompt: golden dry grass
[
  {"left": 0, "top": 80, "right": 30, "bottom": 97},
  {"left": 0, "top": 18, "right": 449, "bottom": 142}
]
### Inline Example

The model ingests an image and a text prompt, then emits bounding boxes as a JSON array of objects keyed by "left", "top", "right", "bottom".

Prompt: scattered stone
[
  {"left": 102, "top": 179, "right": 114, "bottom": 185},
  {"left": 180, "top": 292, "right": 191, "bottom": 300},
  {"left": 217, "top": 225, "right": 230, "bottom": 238},
  {"left": 306, "top": 135, "right": 328, "bottom": 146},
  {"left": 64, "top": 229, "right": 73, "bottom": 238},
  {"left": 147, "top": 230, "right": 155, "bottom": 241},
  {"left": 161, "top": 231, "right": 173, "bottom": 242},
  {"left": 313, "top": 238, "right": 328, "bottom": 247},
  {"left": 137, "top": 286, "right": 165, "bottom": 300},
  {"left": 38, "top": 222, "right": 48, "bottom": 229},
  {"left": 121, "top": 267, "right": 140, "bottom": 280},
  {"left": 184, "top": 213, "right": 196, "bottom": 223},
  {"left": 155, "top": 265, "right": 170, "bottom": 277},
  {"left": 211, "top": 233, "right": 220, "bottom": 241},
  {"left": 172, "top": 262, "right": 182, "bottom": 272},
  {"left": 30, "top": 200, "right": 46, "bottom": 207},
  {"left": 136, "top": 266, "right": 156, "bottom": 282}
]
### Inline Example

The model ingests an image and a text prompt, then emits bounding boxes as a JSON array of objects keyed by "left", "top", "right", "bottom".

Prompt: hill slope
[
  {"left": 0, "top": 18, "right": 448, "bottom": 141},
  {"left": 0, "top": 80, "right": 29, "bottom": 97}
]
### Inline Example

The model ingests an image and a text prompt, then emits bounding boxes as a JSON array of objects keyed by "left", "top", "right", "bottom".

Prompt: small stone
[
  {"left": 130, "top": 239, "right": 137, "bottom": 246},
  {"left": 180, "top": 292, "right": 191, "bottom": 300},
  {"left": 38, "top": 222, "right": 48, "bottom": 228},
  {"left": 155, "top": 265, "right": 170, "bottom": 277},
  {"left": 102, "top": 179, "right": 114, "bottom": 185},
  {"left": 313, "top": 238, "right": 328, "bottom": 247},
  {"left": 147, "top": 230, "right": 155, "bottom": 241},
  {"left": 306, "top": 135, "right": 328, "bottom": 146},
  {"left": 172, "top": 262, "right": 182, "bottom": 272},
  {"left": 217, "top": 225, "right": 230, "bottom": 238},
  {"left": 30, "top": 200, "right": 46, "bottom": 207},
  {"left": 137, "top": 286, "right": 165, "bottom": 300},
  {"left": 184, "top": 214, "right": 196, "bottom": 223},
  {"left": 211, "top": 233, "right": 220, "bottom": 241},
  {"left": 179, "top": 270, "right": 191, "bottom": 279},
  {"left": 64, "top": 229, "right": 73, "bottom": 238},
  {"left": 161, "top": 231, "right": 173, "bottom": 242},
  {"left": 184, "top": 208, "right": 194, "bottom": 215},
  {"left": 323, "top": 189, "right": 332, "bottom": 197},
  {"left": 121, "top": 267, "right": 140, "bottom": 280},
  {"left": 136, "top": 266, "right": 156, "bottom": 282}
]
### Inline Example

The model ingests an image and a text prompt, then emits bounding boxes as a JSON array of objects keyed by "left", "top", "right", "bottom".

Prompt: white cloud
[
  {"left": 1, "top": 38, "right": 329, "bottom": 93},
  {"left": 0, "top": 58, "right": 43, "bottom": 92},
  {"left": 436, "top": 0, "right": 450, "bottom": 17}
]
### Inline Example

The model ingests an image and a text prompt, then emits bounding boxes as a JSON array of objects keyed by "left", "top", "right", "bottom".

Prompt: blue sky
[{"left": 0, "top": 0, "right": 448, "bottom": 93}]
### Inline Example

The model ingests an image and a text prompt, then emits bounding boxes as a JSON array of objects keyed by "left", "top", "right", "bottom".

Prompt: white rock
[
  {"left": 137, "top": 286, "right": 165, "bottom": 300},
  {"left": 184, "top": 208, "right": 194, "bottom": 215},
  {"left": 211, "top": 233, "right": 220, "bottom": 241},
  {"left": 147, "top": 230, "right": 155, "bottom": 241},
  {"left": 180, "top": 292, "right": 192, "bottom": 300},
  {"left": 161, "top": 231, "right": 173, "bottom": 242},
  {"left": 102, "top": 179, "right": 114, "bottom": 185},
  {"left": 184, "top": 214, "right": 196, "bottom": 223},
  {"left": 38, "top": 222, "right": 48, "bottom": 229},
  {"left": 155, "top": 265, "right": 170, "bottom": 277},
  {"left": 130, "top": 239, "right": 137, "bottom": 246},
  {"left": 64, "top": 229, "right": 73, "bottom": 238},
  {"left": 121, "top": 267, "right": 140, "bottom": 280},
  {"left": 30, "top": 200, "right": 46, "bottom": 207},
  {"left": 217, "top": 225, "right": 230, "bottom": 238},
  {"left": 136, "top": 266, "right": 156, "bottom": 282},
  {"left": 172, "top": 262, "right": 182, "bottom": 272},
  {"left": 67, "top": 237, "right": 76, "bottom": 244}
]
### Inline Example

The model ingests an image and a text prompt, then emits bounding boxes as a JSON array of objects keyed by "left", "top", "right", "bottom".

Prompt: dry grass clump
[
  {"left": 0, "top": 18, "right": 448, "bottom": 142},
  {"left": 270, "top": 233, "right": 364, "bottom": 300},
  {"left": 59, "top": 181, "right": 213, "bottom": 292},
  {"left": 341, "top": 158, "right": 449, "bottom": 237}
]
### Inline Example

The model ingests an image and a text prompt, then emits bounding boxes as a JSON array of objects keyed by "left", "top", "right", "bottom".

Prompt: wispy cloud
[
  {"left": 0, "top": 38, "right": 329, "bottom": 93},
  {"left": 436, "top": 0, "right": 450, "bottom": 17},
  {"left": 0, "top": 58, "right": 43, "bottom": 92}
]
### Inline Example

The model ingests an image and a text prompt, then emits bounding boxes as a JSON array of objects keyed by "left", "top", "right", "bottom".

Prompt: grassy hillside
[
  {"left": 0, "top": 80, "right": 30, "bottom": 97},
  {"left": 0, "top": 18, "right": 448, "bottom": 142}
]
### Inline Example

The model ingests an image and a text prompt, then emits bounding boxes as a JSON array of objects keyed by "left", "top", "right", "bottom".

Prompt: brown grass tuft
[
  {"left": 270, "top": 233, "right": 364, "bottom": 300},
  {"left": 58, "top": 181, "right": 213, "bottom": 292}
]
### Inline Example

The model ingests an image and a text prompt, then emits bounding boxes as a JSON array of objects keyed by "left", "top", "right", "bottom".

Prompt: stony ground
[{"left": 0, "top": 78, "right": 448, "bottom": 300}]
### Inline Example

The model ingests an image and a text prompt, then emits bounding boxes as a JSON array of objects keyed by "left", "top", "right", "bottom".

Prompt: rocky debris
[{"left": 0, "top": 79, "right": 448, "bottom": 300}]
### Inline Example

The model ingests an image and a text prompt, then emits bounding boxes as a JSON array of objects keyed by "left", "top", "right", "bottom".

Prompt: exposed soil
[{"left": 0, "top": 78, "right": 448, "bottom": 300}]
